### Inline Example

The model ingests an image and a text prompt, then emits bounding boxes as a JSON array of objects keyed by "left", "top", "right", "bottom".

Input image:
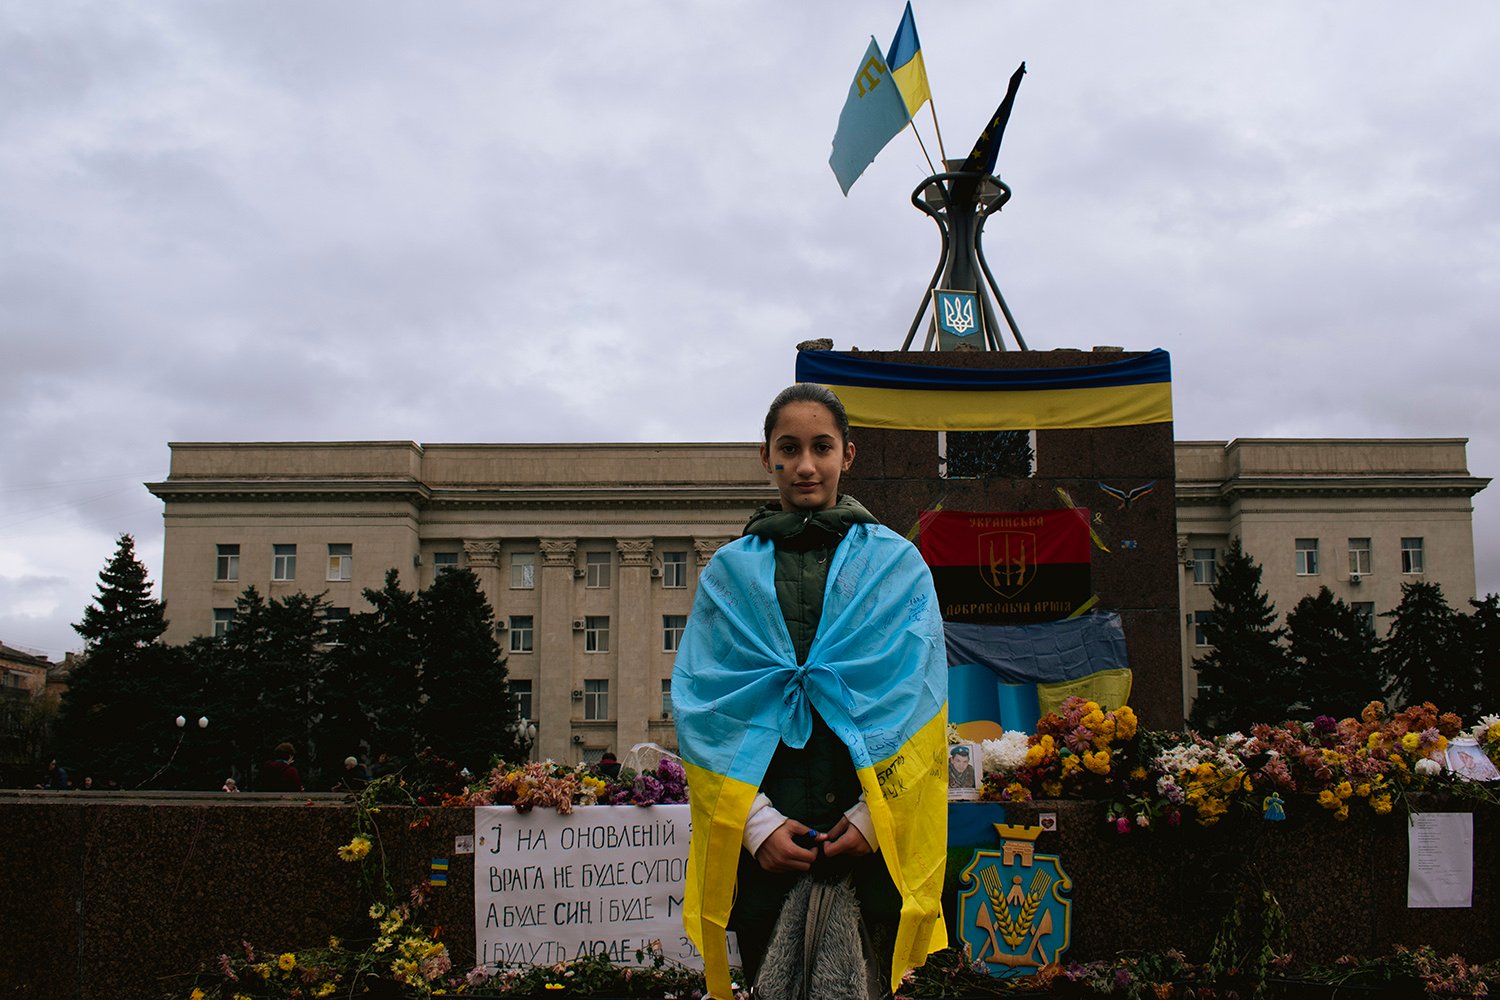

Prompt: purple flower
[
  {"left": 634, "top": 774, "right": 665, "bottom": 804},
  {"left": 657, "top": 758, "right": 686, "bottom": 784},
  {"left": 1313, "top": 715, "right": 1337, "bottom": 734},
  {"left": 1114, "top": 967, "right": 1133, "bottom": 988}
]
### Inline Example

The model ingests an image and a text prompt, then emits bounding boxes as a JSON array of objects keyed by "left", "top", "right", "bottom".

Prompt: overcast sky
[{"left": 3, "top": 2, "right": 1498, "bottom": 659}]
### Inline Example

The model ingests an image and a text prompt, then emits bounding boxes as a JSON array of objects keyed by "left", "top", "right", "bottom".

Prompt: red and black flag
[{"left": 917, "top": 508, "right": 1091, "bottom": 623}]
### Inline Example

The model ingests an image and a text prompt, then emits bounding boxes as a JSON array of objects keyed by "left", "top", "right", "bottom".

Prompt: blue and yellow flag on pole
[
  {"left": 829, "top": 37, "right": 913, "bottom": 195},
  {"left": 886, "top": 2, "right": 931, "bottom": 117}
]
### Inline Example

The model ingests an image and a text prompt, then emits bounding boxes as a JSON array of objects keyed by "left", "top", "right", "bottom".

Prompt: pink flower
[{"left": 1114, "top": 817, "right": 1131, "bottom": 834}]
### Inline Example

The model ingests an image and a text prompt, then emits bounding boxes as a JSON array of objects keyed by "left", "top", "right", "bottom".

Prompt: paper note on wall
[{"left": 1407, "top": 812, "right": 1473, "bottom": 908}]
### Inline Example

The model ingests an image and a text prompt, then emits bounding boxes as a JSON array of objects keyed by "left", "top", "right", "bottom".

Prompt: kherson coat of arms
[{"left": 955, "top": 823, "right": 1072, "bottom": 976}]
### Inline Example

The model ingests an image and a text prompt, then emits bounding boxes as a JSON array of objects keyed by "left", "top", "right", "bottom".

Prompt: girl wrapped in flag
[{"left": 673, "top": 384, "right": 949, "bottom": 998}]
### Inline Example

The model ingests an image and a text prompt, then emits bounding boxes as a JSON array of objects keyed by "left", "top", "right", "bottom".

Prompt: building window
[
  {"left": 1191, "top": 548, "right": 1217, "bottom": 586},
  {"left": 433, "top": 551, "right": 459, "bottom": 575},
  {"left": 1348, "top": 538, "right": 1372, "bottom": 576},
  {"left": 327, "top": 543, "right": 353, "bottom": 582},
  {"left": 584, "top": 616, "right": 610, "bottom": 653},
  {"left": 661, "top": 679, "right": 673, "bottom": 719},
  {"left": 272, "top": 544, "right": 296, "bottom": 581},
  {"left": 662, "top": 614, "right": 687, "bottom": 652},
  {"left": 511, "top": 552, "right": 536, "bottom": 589},
  {"left": 324, "top": 607, "right": 350, "bottom": 642},
  {"left": 661, "top": 551, "right": 688, "bottom": 588},
  {"left": 1193, "top": 610, "right": 1215, "bottom": 648},
  {"left": 1353, "top": 602, "right": 1376, "bottom": 633},
  {"left": 1402, "top": 537, "right": 1425, "bottom": 574},
  {"left": 1295, "top": 538, "right": 1319, "bottom": 576},
  {"left": 585, "top": 551, "right": 611, "bottom": 589},
  {"left": 215, "top": 544, "right": 240, "bottom": 582},
  {"left": 509, "top": 615, "right": 534, "bottom": 653},
  {"left": 583, "top": 679, "right": 610, "bottom": 720},
  {"left": 511, "top": 679, "right": 533, "bottom": 720},
  {"left": 212, "top": 608, "right": 234, "bottom": 637}
]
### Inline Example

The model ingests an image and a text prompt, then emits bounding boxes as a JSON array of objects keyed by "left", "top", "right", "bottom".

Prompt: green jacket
[
  {"left": 742, "top": 495, "right": 877, "bottom": 831},
  {"left": 729, "top": 496, "right": 901, "bottom": 962}
]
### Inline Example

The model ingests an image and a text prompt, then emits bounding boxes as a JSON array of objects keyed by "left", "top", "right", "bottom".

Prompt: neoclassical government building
[{"left": 148, "top": 437, "right": 1487, "bottom": 762}]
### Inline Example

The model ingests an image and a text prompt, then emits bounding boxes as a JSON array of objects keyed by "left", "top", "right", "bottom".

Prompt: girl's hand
[
  {"left": 754, "top": 820, "right": 819, "bottom": 873},
  {"left": 820, "top": 815, "right": 871, "bottom": 858}
]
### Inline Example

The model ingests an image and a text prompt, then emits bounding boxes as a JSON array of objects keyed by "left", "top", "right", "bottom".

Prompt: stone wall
[{"left": 3, "top": 794, "right": 1492, "bottom": 998}]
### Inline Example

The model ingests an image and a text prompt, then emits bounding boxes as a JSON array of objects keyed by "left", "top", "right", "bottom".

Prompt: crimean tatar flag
[
  {"left": 829, "top": 37, "right": 913, "bottom": 195},
  {"left": 795, "top": 349, "right": 1174, "bottom": 432},
  {"left": 886, "top": 2, "right": 931, "bottom": 117}
]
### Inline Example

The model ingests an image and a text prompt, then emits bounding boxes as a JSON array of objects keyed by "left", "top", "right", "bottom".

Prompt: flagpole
[
  {"left": 927, "top": 99, "right": 949, "bottom": 166},
  {"left": 909, "top": 121, "right": 937, "bottom": 176}
]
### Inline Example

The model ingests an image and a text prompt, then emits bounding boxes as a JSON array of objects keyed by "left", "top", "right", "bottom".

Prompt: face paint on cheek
[{"left": 774, "top": 465, "right": 784, "bottom": 471}]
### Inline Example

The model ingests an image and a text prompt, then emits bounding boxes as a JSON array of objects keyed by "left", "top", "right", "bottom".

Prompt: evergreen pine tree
[
  {"left": 55, "top": 534, "right": 181, "bottom": 785},
  {"left": 416, "top": 568, "right": 518, "bottom": 772},
  {"left": 320, "top": 570, "right": 423, "bottom": 767},
  {"left": 1462, "top": 594, "right": 1500, "bottom": 721},
  {"left": 1381, "top": 581, "right": 1465, "bottom": 710},
  {"left": 1189, "top": 538, "right": 1292, "bottom": 734},
  {"left": 205, "top": 587, "right": 331, "bottom": 788},
  {"left": 1284, "top": 587, "right": 1383, "bottom": 719}
]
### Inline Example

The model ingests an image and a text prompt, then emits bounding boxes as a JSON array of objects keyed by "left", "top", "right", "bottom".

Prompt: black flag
[{"left": 959, "top": 61, "right": 1026, "bottom": 180}]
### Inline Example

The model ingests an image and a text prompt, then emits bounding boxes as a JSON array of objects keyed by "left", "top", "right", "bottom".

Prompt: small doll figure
[{"left": 1262, "top": 791, "right": 1285, "bottom": 822}]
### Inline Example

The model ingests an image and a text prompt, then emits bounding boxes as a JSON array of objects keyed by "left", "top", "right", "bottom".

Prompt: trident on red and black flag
[{"left": 902, "top": 62, "right": 1028, "bottom": 352}]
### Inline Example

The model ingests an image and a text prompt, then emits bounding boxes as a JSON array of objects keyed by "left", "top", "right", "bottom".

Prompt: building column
[
  {"left": 462, "top": 539, "right": 504, "bottom": 617},
  {"left": 537, "top": 538, "right": 577, "bottom": 763},
  {"left": 615, "top": 538, "right": 655, "bottom": 753}
]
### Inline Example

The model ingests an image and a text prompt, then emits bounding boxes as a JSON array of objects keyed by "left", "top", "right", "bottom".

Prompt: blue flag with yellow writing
[{"left": 830, "top": 37, "right": 913, "bottom": 195}]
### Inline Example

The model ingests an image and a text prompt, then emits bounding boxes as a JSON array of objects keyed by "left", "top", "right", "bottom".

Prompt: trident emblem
[{"left": 943, "top": 294, "right": 976, "bottom": 335}]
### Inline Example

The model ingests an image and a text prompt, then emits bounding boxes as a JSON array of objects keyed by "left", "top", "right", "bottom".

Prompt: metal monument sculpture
[{"left": 903, "top": 62, "right": 1028, "bottom": 352}]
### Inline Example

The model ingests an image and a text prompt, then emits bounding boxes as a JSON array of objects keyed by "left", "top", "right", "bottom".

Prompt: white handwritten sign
[{"left": 473, "top": 804, "right": 737, "bottom": 970}]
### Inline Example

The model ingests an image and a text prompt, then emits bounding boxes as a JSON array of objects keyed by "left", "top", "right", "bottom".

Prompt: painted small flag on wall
[{"left": 430, "top": 858, "right": 449, "bottom": 888}]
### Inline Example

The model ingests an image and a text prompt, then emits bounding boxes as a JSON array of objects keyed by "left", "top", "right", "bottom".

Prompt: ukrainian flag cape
[{"left": 673, "top": 523, "right": 949, "bottom": 998}]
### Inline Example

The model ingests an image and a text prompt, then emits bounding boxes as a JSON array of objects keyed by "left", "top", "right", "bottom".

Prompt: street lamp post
[
  {"left": 514, "top": 719, "right": 538, "bottom": 762},
  {"left": 137, "top": 714, "right": 209, "bottom": 790}
]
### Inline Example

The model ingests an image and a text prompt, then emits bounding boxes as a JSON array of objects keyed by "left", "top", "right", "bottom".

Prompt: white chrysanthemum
[
  {"left": 1467, "top": 714, "right": 1500, "bottom": 743},
  {"left": 1414, "top": 757, "right": 1442, "bottom": 777},
  {"left": 981, "top": 730, "right": 1030, "bottom": 774}
]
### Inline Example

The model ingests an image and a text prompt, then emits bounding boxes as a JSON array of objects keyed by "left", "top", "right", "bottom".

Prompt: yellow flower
[
  {"left": 338, "top": 835, "right": 372, "bottom": 862},
  {"left": 1130, "top": 766, "right": 1147, "bottom": 780},
  {"left": 1083, "top": 750, "right": 1112, "bottom": 776},
  {"left": 1371, "top": 794, "right": 1393, "bottom": 815},
  {"left": 253, "top": 963, "right": 270, "bottom": 980},
  {"left": 581, "top": 776, "right": 606, "bottom": 796},
  {"left": 1115, "top": 706, "right": 1138, "bottom": 740},
  {"left": 1335, "top": 781, "right": 1353, "bottom": 799},
  {"left": 374, "top": 936, "right": 393, "bottom": 953},
  {"left": 1335, "top": 804, "right": 1350, "bottom": 822},
  {"left": 1355, "top": 783, "right": 1371, "bottom": 798},
  {"left": 1317, "top": 789, "right": 1338, "bottom": 809},
  {"left": 368, "top": 902, "right": 386, "bottom": 919},
  {"left": 1400, "top": 732, "right": 1420, "bottom": 752},
  {"left": 191, "top": 989, "right": 207, "bottom": 1000},
  {"left": 545, "top": 984, "right": 565, "bottom": 991},
  {"left": 1431, "top": 734, "right": 1448, "bottom": 752},
  {"left": 1060, "top": 755, "right": 1082, "bottom": 777},
  {"left": 1004, "top": 781, "right": 1031, "bottom": 802},
  {"left": 277, "top": 952, "right": 296, "bottom": 972},
  {"left": 1041, "top": 780, "right": 1062, "bottom": 797},
  {"left": 315, "top": 985, "right": 336, "bottom": 998}
]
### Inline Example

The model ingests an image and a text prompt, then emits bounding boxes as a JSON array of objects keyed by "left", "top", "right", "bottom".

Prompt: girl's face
[{"left": 759, "top": 401, "right": 855, "bottom": 512}]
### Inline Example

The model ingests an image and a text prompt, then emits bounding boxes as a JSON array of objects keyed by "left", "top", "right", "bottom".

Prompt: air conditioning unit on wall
[{"left": 572, "top": 619, "right": 585, "bottom": 630}]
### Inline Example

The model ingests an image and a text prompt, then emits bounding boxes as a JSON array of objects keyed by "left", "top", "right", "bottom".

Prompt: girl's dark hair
[{"left": 762, "top": 383, "right": 851, "bottom": 445}]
